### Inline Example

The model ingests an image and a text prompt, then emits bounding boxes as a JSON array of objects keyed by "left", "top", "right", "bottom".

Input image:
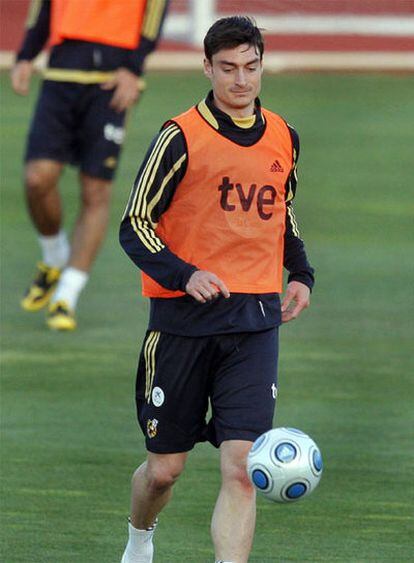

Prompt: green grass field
[{"left": 1, "top": 70, "right": 413, "bottom": 562}]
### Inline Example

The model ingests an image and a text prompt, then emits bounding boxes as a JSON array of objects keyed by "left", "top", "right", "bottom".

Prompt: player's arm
[
  {"left": 284, "top": 203, "right": 315, "bottom": 289},
  {"left": 120, "top": 123, "right": 198, "bottom": 291},
  {"left": 125, "top": 0, "right": 170, "bottom": 77},
  {"left": 105, "top": 1, "right": 170, "bottom": 112},
  {"left": 11, "top": 0, "right": 51, "bottom": 95},
  {"left": 282, "top": 126, "right": 315, "bottom": 322}
]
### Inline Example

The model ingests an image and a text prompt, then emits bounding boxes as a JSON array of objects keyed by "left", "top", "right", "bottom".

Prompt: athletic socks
[
  {"left": 38, "top": 230, "right": 70, "bottom": 269},
  {"left": 51, "top": 267, "right": 88, "bottom": 310},
  {"left": 121, "top": 521, "right": 156, "bottom": 563},
  {"left": 121, "top": 521, "right": 231, "bottom": 563},
  {"left": 37, "top": 232, "right": 89, "bottom": 311}
]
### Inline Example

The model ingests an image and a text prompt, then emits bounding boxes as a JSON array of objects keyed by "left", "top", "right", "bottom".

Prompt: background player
[
  {"left": 120, "top": 16, "right": 314, "bottom": 563},
  {"left": 11, "top": 0, "right": 169, "bottom": 330}
]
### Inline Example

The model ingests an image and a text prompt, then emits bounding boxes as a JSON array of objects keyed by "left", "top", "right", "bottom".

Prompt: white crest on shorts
[
  {"left": 271, "top": 383, "right": 278, "bottom": 399},
  {"left": 104, "top": 123, "right": 125, "bottom": 145},
  {"left": 152, "top": 386, "right": 165, "bottom": 407}
]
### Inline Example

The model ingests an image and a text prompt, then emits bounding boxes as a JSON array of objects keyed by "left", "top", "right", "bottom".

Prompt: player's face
[{"left": 204, "top": 43, "right": 262, "bottom": 117}]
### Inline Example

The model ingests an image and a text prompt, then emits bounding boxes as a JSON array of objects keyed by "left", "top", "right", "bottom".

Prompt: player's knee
[
  {"left": 24, "top": 163, "right": 58, "bottom": 196},
  {"left": 146, "top": 459, "right": 184, "bottom": 493},
  {"left": 146, "top": 467, "right": 180, "bottom": 493},
  {"left": 80, "top": 178, "right": 112, "bottom": 209},
  {"left": 221, "top": 459, "right": 254, "bottom": 495}
]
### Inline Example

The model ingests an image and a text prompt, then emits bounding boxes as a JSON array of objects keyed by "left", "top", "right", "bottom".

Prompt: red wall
[
  {"left": 0, "top": 0, "right": 30, "bottom": 51},
  {"left": 1, "top": 0, "right": 413, "bottom": 53}
]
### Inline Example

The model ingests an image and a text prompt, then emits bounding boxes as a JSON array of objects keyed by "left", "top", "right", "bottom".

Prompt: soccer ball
[{"left": 247, "top": 427, "right": 323, "bottom": 503}]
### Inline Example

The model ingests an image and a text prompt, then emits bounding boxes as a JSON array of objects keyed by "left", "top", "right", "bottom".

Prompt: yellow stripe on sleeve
[
  {"left": 147, "top": 153, "right": 187, "bottom": 220},
  {"left": 131, "top": 216, "right": 164, "bottom": 253},
  {"left": 142, "top": 0, "right": 167, "bottom": 41},
  {"left": 131, "top": 152, "right": 187, "bottom": 254},
  {"left": 26, "top": 0, "right": 42, "bottom": 29},
  {"left": 287, "top": 205, "right": 301, "bottom": 239},
  {"left": 285, "top": 162, "right": 298, "bottom": 203},
  {"left": 123, "top": 124, "right": 182, "bottom": 253},
  {"left": 130, "top": 124, "right": 178, "bottom": 217},
  {"left": 135, "top": 126, "right": 182, "bottom": 220}
]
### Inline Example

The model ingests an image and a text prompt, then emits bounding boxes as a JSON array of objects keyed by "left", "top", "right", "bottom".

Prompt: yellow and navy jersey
[
  {"left": 120, "top": 91, "right": 315, "bottom": 336},
  {"left": 17, "top": 0, "right": 169, "bottom": 79}
]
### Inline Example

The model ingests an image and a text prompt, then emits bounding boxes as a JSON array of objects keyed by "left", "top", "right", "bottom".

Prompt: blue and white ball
[{"left": 247, "top": 427, "right": 323, "bottom": 503}]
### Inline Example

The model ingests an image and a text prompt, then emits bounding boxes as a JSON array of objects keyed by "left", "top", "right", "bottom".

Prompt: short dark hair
[{"left": 204, "top": 16, "right": 264, "bottom": 61}]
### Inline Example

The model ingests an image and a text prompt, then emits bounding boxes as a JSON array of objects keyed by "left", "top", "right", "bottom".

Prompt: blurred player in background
[
  {"left": 119, "top": 16, "right": 314, "bottom": 563},
  {"left": 11, "top": 0, "right": 169, "bottom": 331}
]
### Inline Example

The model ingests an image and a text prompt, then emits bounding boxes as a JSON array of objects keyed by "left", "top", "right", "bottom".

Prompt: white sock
[
  {"left": 38, "top": 230, "right": 70, "bottom": 269},
  {"left": 51, "top": 267, "right": 88, "bottom": 310},
  {"left": 121, "top": 521, "right": 155, "bottom": 563}
]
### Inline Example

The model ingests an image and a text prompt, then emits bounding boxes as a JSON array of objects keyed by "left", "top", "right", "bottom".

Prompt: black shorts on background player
[{"left": 26, "top": 80, "right": 126, "bottom": 181}]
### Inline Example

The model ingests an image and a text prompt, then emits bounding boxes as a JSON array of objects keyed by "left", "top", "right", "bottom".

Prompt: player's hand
[
  {"left": 11, "top": 60, "right": 33, "bottom": 95},
  {"left": 281, "top": 281, "right": 310, "bottom": 323},
  {"left": 185, "top": 270, "right": 230, "bottom": 304},
  {"left": 101, "top": 68, "right": 141, "bottom": 112}
]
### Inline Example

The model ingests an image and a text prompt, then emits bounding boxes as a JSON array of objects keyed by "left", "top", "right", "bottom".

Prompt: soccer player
[
  {"left": 119, "top": 16, "right": 315, "bottom": 563},
  {"left": 11, "top": 0, "right": 169, "bottom": 330}
]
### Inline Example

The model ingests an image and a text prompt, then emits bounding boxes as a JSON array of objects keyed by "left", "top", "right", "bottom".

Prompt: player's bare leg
[
  {"left": 21, "top": 160, "right": 69, "bottom": 312},
  {"left": 130, "top": 452, "right": 187, "bottom": 528},
  {"left": 25, "top": 159, "right": 64, "bottom": 235},
  {"left": 68, "top": 173, "right": 112, "bottom": 272},
  {"left": 211, "top": 440, "right": 256, "bottom": 563},
  {"left": 23, "top": 168, "right": 111, "bottom": 328},
  {"left": 122, "top": 452, "right": 187, "bottom": 562},
  {"left": 47, "top": 174, "right": 111, "bottom": 329}
]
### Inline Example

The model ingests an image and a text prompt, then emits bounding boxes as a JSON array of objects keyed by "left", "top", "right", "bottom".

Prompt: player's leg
[
  {"left": 25, "top": 159, "right": 64, "bottom": 236},
  {"left": 21, "top": 80, "right": 76, "bottom": 312},
  {"left": 47, "top": 84, "right": 123, "bottom": 330},
  {"left": 69, "top": 173, "right": 112, "bottom": 272},
  {"left": 121, "top": 332, "right": 212, "bottom": 561},
  {"left": 47, "top": 85, "right": 126, "bottom": 329},
  {"left": 21, "top": 159, "right": 69, "bottom": 311},
  {"left": 131, "top": 452, "right": 188, "bottom": 529},
  {"left": 208, "top": 328, "right": 279, "bottom": 562},
  {"left": 122, "top": 452, "right": 187, "bottom": 563},
  {"left": 47, "top": 173, "right": 112, "bottom": 330},
  {"left": 211, "top": 440, "right": 256, "bottom": 563}
]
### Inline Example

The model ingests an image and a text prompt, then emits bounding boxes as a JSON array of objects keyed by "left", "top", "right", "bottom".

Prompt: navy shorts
[
  {"left": 25, "top": 79, "right": 127, "bottom": 180},
  {"left": 135, "top": 328, "right": 279, "bottom": 453}
]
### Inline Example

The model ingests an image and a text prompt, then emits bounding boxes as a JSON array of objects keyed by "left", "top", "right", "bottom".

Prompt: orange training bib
[{"left": 141, "top": 106, "right": 293, "bottom": 297}]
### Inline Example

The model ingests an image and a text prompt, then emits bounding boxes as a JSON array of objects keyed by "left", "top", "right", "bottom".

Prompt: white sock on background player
[
  {"left": 38, "top": 230, "right": 70, "bottom": 269},
  {"left": 51, "top": 267, "right": 88, "bottom": 310},
  {"left": 121, "top": 520, "right": 156, "bottom": 563}
]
